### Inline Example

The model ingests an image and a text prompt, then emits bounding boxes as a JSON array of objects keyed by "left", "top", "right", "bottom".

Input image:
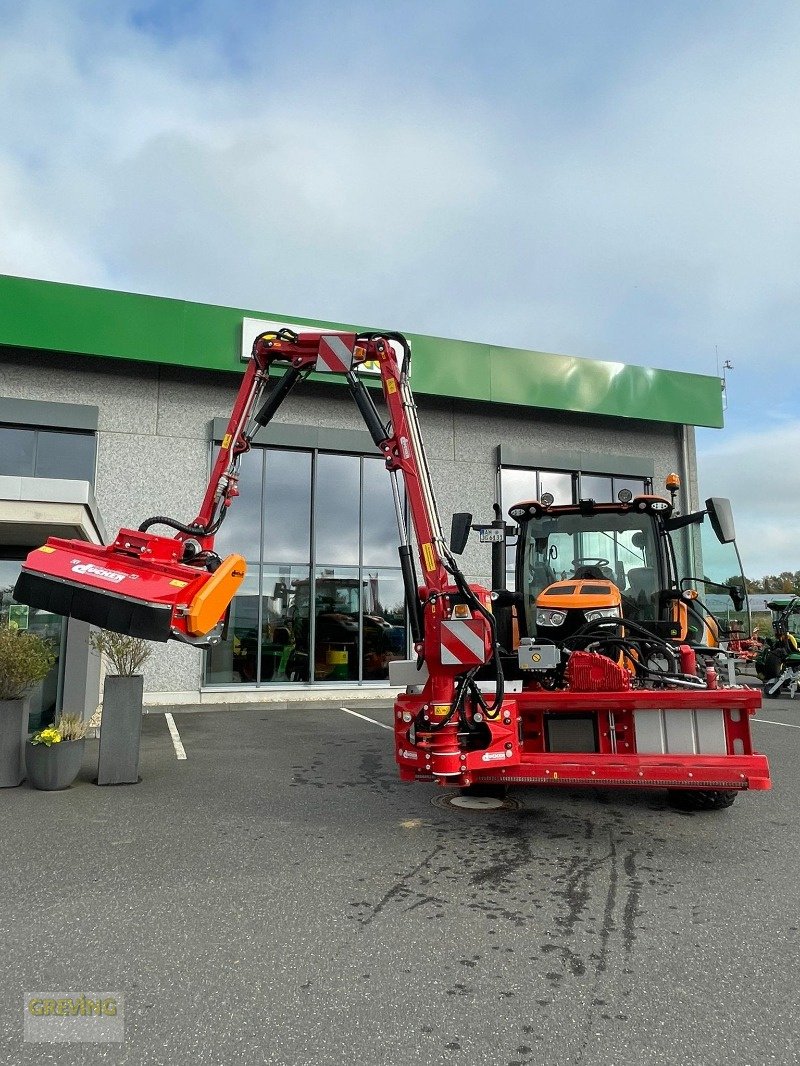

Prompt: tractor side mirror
[
  {"left": 705, "top": 497, "right": 736, "bottom": 544},
  {"left": 729, "top": 585, "right": 745, "bottom": 611},
  {"left": 450, "top": 512, "right": 473, "bottom": 555}
]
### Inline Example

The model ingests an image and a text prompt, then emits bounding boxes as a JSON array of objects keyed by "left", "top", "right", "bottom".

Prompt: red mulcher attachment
[
  {"left": 14, "top": 529, "right": 246, "bottom": 643},
  {"left": 10, "top": 329, "right": 289, "bottom": 643},
  {"left": 12, "top": 328, "right": 418, "bottom": 646}
]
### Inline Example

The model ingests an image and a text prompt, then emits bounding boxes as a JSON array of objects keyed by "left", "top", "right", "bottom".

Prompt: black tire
[
  {"left": 667, "top": 789, "right": 738, "bottom": 811},
  {"left": 757, "top": 651, "right": 783, "bottom": 683}
]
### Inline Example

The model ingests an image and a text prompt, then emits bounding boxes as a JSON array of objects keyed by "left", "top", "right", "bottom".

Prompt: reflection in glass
[
  {"left": 315, "top": 454, "right": 360, "bottom": 565},
  {"left": 204, "top": 568, "right": 262, "bottom": 684},
  {"left": 204, "top": 446, "right": 409, "bottom": 687},
  {"left": 215, "top": 448, "right": 264, "bottom": 561},
  {"left": 500, "top": 468, "right": 536, "bottom": 513},
  {"left": 36, "top": 430, "right": 96, "bottom": 482},
  {"left": 0, "top": 427, "right": 35, "bottom": 477},
  {"left": 614, "top": 477, "right": 646, "bottom": 501},
  {"left": 362, "top": 458, "right": 400, "bottom": 565},
  {"left": 311, "top": 566, "right": 407, "bottom": 681},
  {"left": 580, "top": 475, "right": 612, "bottom": 502},
  {"left": 539, "top": 471, "right": 572, "bottom": 505},
  {"left": 264, "top": 449, "right": 312, "bottom": 563},
  {"left": 501, "top": 468, "right": 536, "bottom": 580},
  {"left": 367, "top": 568, "right": 408, "bottom": 671},
  {"left": 0, "top": 558, "right": 62, "bottom": 728},
  {"left": 262, "top": 565, "right": 313, "bottom": 682}
]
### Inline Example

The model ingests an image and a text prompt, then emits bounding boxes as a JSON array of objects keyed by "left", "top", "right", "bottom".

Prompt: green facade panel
[{"left": 0, "top": 274, "right": 724, "bottom": 428}]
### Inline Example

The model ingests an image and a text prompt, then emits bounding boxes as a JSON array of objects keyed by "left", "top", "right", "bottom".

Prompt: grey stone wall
[{"left": 1, "top": 347, "right": 686, "bottom": 701}]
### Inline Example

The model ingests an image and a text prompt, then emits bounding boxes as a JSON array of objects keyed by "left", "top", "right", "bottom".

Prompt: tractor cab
[{"left": 510, "top": 486, "right": 748, "bottom": 654}]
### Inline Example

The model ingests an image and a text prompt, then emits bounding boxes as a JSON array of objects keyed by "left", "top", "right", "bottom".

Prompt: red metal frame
[
  {"left": 16, "top": 327, "right": 772, "bottom": 797},
  {"left": 394, "top": 688, "right": 770, "bottom": 791}
]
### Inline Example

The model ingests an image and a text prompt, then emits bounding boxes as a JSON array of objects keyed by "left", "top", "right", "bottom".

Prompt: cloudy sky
[{"left": 1, "top": 0, "right": 798, "bottom": 579}]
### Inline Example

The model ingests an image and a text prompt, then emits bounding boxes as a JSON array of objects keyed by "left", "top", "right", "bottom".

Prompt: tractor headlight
[
  {"left": 536, "top": 608, "right": 567, "bottom": 627},
  {"left": 585, "top": 606, "right": 622, "bottom": 622}
]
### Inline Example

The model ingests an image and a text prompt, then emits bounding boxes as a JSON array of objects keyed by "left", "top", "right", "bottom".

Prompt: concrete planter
[
  {"left": 25, "top": 738, "right": 86, "bottom": 791},
  {"left": 0, "top": 697, "right": 29, "bottom": 787},
  {"left": 97, "top": 675, "right": 144, "bottom": 785}
]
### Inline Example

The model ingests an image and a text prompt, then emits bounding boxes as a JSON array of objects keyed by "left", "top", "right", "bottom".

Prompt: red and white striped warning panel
[
  {"left": 315, "top": 334, "right": 355, "bottom": 373},
  {"left": 440, "top": 619, "right": 487, "bottom": 666}
]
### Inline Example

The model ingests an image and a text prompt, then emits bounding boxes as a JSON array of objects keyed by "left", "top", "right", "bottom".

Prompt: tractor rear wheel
[{"left": 667, "top": 789, "right": 738, "bottom": 811}]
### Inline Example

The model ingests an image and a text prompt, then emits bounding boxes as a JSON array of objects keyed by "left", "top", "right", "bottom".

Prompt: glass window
[
  {"left": 613, "top": 476, "right": 646, "bottom": 500},
  {"left": 264, "top": 449, "right": 312, "bottom": 564},
  {"left": 35, "top": 430, "right": 96, "bottom": 482},
  {"left": 366, "top": 568, "right": 409, "bottom": 672},
  {"left": 314, "top": 454, "right": 360, "bottom": 565},
  {"left": 215, "top": 448, "right": 264, "bottom": 562},
  {"left": 362, "top": 458, "right": 399, "bottom": 566},
  {"left": 0, "top": 426, "right": 35, "bottom": 477},
  {"left": 580, "top": 474, "right": 612, "bottom": 502},
  {"left": 0, "top": 425, "right": 96, "bottom": 483},
  {"left": 204, "top": 568, "right": 262, "bottom": 685},
  {"left": 203, "top": 443, "right": 408, "bottom": 688},
  {"left": 262, "top": 564, "right": 313, "bottom": 682},
  {"left": 1, "top": 557, "right": 63, "bottom": 728},
  {"left": 538, "top": 471, "right": 572, "bottom": 504},
  {"left": 519, "top": 511, "right": 661, "bottom": 631},
  {"left": 313, "top": 565, "right": 362, "bottom": 681},
  {"left": 501, "top": 468, "right": 536, "bottom": 514}
]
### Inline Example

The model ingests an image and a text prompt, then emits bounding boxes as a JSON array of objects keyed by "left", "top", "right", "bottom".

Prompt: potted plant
[
  {"left": 26, "top": 713, "right": 88, "bottom": 790},
  {"left": 90, "top": 631, "right": 152, "bottom": 785},
  {"left": 0, "top": 628, "right": 56, "bottom": 787}
]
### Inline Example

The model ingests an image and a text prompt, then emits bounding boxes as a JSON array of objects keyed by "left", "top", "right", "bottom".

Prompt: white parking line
[
  {"left": 340, "top": 706, "right": 393, "bottom": 731},
  {"left": 752, "top": 718, "right": 800, "bottom": 729},
  {"left": 164, "top": 712, "right": 188, "bottom": 759}
]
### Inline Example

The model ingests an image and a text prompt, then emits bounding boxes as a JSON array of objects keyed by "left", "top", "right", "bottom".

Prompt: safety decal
[
  {"left": 315, "top": 335, "right": 355, "bottom": 373},
  {"left": 440, "top": 619, "right": 486, "bottom": 666},
  {"left": 421, "top": 542, "right": 436, "bottom": 573},
  {"left": 221, "top": 433, "right": 232, "bottom": 449}
]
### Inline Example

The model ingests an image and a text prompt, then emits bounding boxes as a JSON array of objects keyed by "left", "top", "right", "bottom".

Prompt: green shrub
[
  {"left": 89, "top": 631, "right": 152, "bottom": 676},
  {"left": 0, "top": 628, "right": 57, "bottom": 701}
]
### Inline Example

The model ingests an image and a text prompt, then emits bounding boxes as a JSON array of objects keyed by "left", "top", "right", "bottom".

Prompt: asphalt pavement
[{"left": 1, "top": 693, "right": 798, "bottom": 1065}]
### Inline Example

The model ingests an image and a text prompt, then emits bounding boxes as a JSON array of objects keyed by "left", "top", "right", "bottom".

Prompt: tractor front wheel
[{"left": 667, "top": 789, "right": 737, "bottom": 811}]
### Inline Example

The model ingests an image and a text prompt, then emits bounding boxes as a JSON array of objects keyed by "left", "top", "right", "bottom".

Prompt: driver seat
[{"left": 575, "top": 565, "right": 613, "bottom": 581}]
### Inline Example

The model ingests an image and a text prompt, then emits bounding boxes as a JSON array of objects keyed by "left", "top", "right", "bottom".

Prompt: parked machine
[
  {"left": 757, "top": 597, "right": 800, "bottom": 699},
  {"left": 14, "top": 329, "right": 771, "bottom": 809}
]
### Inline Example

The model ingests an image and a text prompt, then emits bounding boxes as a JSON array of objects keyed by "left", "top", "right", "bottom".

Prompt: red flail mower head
[{"left": 14, "top": 530, "right": 245, "bottom": 644}]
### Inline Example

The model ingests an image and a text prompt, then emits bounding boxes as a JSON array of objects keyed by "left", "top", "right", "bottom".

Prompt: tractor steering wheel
[{"left": 572, "top": 557, "right": 610, "bottom": 569}]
